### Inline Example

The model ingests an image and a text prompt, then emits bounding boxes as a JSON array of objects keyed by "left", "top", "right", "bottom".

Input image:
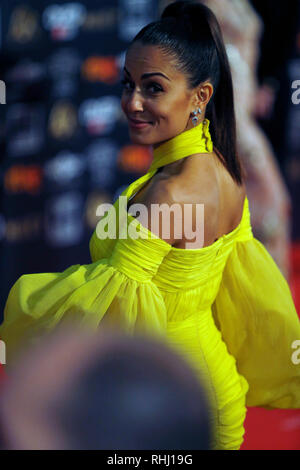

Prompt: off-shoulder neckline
[{"left": 126, "top": 195, "right": 249, "bottom": 253}]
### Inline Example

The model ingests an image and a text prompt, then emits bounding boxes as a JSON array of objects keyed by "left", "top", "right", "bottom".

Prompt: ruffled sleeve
[
  {"left": 0, "top": 215, "right": 172, "bottom": 365},
  {"left": 211, "top": 237, "right": 300, "bottom": 409}
]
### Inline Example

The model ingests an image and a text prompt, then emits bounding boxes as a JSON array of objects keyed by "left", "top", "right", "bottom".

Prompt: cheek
[
  {"left": 157, "top": 93, "right": 188, "bottom": 118},
  {"left": 147, "top": 98, "right": 177, "bottom": 121},
  {"left": 120, "top": 95, "right": 127, "bottom": 113},
  {"left": 173, "top": 95, "right": 189, "bottom": 113}
]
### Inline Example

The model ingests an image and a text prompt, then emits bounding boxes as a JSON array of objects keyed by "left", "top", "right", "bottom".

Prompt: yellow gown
[{"left": 0, "top": 120, "right": 299, "bottom": 450}]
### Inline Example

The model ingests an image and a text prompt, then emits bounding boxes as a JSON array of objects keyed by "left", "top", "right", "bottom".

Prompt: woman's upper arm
[{"left": 128, "top": 182, "right": 178, "bottom": 246}]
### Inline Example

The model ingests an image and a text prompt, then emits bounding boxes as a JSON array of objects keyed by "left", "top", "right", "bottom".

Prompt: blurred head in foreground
[{"left": 0, "top": 327, "right": 212, "bottom": 449}]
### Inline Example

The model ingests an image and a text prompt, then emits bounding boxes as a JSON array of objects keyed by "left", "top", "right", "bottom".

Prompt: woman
[{"left": 0, "top": 1, "right": 299, "bottom": 450}]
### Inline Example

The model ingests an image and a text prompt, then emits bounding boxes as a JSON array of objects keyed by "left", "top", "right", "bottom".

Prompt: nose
[{"left": 123, "top": 89, "right": 144, "bottom": 114}]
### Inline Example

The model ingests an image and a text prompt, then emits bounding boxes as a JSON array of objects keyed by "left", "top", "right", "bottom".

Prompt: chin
[{"left": 129, "top": 132, "right": 154, "bottom": 146}]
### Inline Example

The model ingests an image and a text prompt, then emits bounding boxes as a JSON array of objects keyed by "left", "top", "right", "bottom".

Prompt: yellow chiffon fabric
[{"left": 1, "top": 120, "right": 299, "bottom": 450}]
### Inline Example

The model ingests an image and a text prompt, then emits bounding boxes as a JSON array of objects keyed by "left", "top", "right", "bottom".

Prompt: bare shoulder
[
  {"left": 128, "top": 152, "right": 247, "bottom": 249},
  {"left": 168, "top": 172, "right": 220, "bottom": 249},
  {"left": 129, "top": 175, "right": 219, "bottom": 249},
  {"left": 168, "top": 152, "right": 247, "bottom": 247}
]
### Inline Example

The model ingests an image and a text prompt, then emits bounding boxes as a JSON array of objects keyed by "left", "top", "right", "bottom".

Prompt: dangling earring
[
  {"left": 191, "top": 107, "right": 202, "bottom": 126},
  {"left": 191, "top": 110, "right": 198, "bottom": 126}
]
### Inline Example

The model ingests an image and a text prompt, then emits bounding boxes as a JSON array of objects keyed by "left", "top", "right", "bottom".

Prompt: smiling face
[{"left": 121, "top": 42, "right": 200, "bottom": 148}]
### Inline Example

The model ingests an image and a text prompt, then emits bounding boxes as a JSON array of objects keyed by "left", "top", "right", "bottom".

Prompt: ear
[{"left": 194, "top": 81, "right": 214, "bottom": 109}]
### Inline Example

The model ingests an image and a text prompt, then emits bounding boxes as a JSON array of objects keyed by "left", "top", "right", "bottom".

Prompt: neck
[
  {"left": 148, "top": 119, "right": 213, "bottom": 174},
  {"left": 152, "top": 121, "right": 206, "bottom": 151}
]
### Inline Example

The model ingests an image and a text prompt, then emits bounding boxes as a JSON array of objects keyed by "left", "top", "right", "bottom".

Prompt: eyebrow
[{"left": 123, "top": 67, "right": 170, "bottom": 81}]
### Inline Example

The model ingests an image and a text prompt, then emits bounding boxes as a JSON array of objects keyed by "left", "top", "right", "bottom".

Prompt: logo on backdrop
[
  {"left": 85, "top": 191, "right": 112, "bottom": 230},
  {"left": 4, "top": 165, "right": 43, "bottom": 194},
  {"left": 81, "top": 56, "right": 120, "bottom": 85},
  {"left": 6, "top": 104, "right": 45, "bottom": 158},
  {"left": 78, "top": 96, "right": 120, "bottom": 135},
  {"left": 47, "top": 48, "right": 81, "bottom": 98},
  {"left": 5, "top": 60, "right": 46, "bottom": 85},
  {"left": 86, "top": 139, "right": 118, "bottom": 188},
  {"left": 45, "top": 192, "right": 84, "bottom": 247},
  {"left": 44, "top": 151, "right": 86, "bottom": 187},
  {"left": 117, "top": 145, "right": 152, "bottom": 173},
  {"left": 8, "top": 5, "right": 40, "bottom": 44},
  {"left": 82, "top": 7, "right": 117, "bottom": 33},
  {"left": 43, "top": 3, "right": 86, "bottom": 41},
  {"left": 5, "top": 214, "right": 42, "bottom": 243},
  {"left": 48, "top": 101, "right": 78, "bottom": 140},
  {"left": 118, "top": 0, "right": 156, "bottom": 42}
]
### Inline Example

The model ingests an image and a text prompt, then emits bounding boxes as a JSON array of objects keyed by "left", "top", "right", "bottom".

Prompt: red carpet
[
  {"left": 241, "top": 407, "right": 300, "bottom": 450},
  {"left": 241, "top": 241, "right": 300, "bottom": 450},
  {"left": 0, "top": 364, "right": 6, "bottom": 388}
]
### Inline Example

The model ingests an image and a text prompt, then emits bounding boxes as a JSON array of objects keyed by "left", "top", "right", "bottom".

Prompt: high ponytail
[{"left": 130, "top": 0, "right": 246, "bottom": 186}]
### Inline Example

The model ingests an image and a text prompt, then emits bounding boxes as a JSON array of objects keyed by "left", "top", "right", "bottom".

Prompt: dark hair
[
  {"left": 129, "top": 0, "right": 245, "bottom": 185},
  {"left": 56, "top": 337, "right": 213, "bottom": 450}
]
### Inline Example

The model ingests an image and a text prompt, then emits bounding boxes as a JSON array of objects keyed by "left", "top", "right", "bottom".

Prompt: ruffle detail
[{"left": 212, "top": 237, "right": 300, "bottom": 409}]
